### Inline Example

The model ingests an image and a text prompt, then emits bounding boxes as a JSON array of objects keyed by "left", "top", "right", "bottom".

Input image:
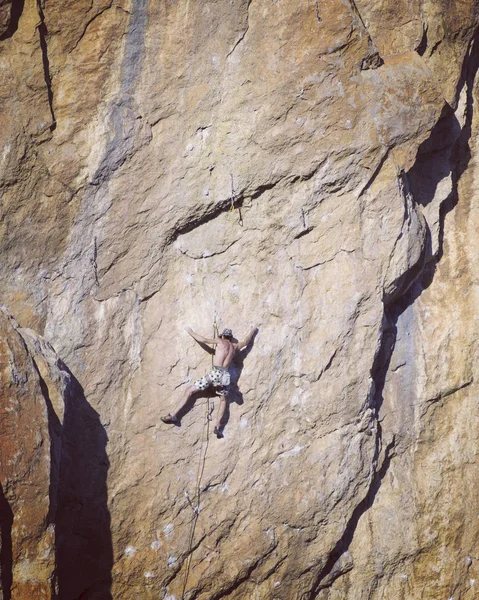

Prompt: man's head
[{"left": 220, "top": 328, "right": 233, "bottom": 340}]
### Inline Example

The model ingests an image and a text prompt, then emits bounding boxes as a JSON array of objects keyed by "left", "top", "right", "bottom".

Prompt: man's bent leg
[
  {"left": 214, "top": 394, "right": 227, "bottom": 438},
  {"left": 162, "top": 384, "right": 197, "bottom": 424},
  {"left": 172, "top": 384, "right": 197, "bottom": 417},
  {"left": 215, "top": 395, "right": 227, "bottom": 428}
]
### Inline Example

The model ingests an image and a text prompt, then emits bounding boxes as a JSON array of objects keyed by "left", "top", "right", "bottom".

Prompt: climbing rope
[
  {"left": 180, "top": 317, "right": 218, "bottom": 599},
  {"left": 180, "top": 406, "right": 211, "bottom": 599},
  {"left": 229, "top": 173, "right": 243, "bottom": 226}
]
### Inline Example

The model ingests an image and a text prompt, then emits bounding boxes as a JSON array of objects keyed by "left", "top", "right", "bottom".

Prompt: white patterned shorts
[{"left": 194, "top": 366, "right": 231, "bottom": 393}]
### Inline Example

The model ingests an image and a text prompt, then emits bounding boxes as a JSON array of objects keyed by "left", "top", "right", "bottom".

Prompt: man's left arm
[{"left": 237, "top": 326, "right": 258, "bottom": 350}]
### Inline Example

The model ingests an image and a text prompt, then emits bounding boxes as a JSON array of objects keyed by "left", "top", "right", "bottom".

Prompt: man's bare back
[
  {"left": 161, "top": 325, "right": 257, "bottom": 437},
  {"left": 213, "top": 337, "right": 237, "bottom": 368}
]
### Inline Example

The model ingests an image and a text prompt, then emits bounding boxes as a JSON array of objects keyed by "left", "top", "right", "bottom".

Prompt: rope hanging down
[
  {"left": 230, "top": 173, "right": 243, "bottom": 226},
  {"left": 180, "top": 316, "right": 218, "bottom": 599}
]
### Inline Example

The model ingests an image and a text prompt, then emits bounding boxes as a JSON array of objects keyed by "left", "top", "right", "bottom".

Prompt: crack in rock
[
  {"left": 226, "top": 0, "right": 252, "bottom": 60},
  {"left": 36, "top": 0, "right": 56, "bottom": 132}
]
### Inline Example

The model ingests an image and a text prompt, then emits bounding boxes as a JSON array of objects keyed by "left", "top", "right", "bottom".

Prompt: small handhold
[{"left": 361, "top": 52, "right": 383, "bottom": 71}]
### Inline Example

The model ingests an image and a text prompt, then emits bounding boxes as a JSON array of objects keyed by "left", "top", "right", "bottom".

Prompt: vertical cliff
[
  {"left": 0, "top": 309, "right": 62, "bottom": 598},
  {"left": 1, "top": 1, "right": 479, "bottom": 598}
]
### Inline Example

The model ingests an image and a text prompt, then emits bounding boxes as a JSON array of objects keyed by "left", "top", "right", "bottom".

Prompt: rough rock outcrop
[
  {"left": 0, "top": 0, "right": 14, "bottom": 39},
  {"left": 1, "top": 0, "right": 479, "bottom": 598},
  {"left": 0, "top": 308, "right": 62, "bottom": 598},
  {"left": 0, "top": 307, "right": 111, "bottom": 600}
]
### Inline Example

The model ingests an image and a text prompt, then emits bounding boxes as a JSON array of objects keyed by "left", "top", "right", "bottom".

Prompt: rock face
[
  {"left": 0, "top": 307, "right": 111, "bottom": 600},
  {"left": 0, "top": 308, "right": 61, "bottom": 598},
  {"left": 1, "top": 0, "right": 479, "bottom": 598}
]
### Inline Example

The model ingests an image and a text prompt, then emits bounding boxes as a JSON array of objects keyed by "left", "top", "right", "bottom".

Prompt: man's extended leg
[
  {"left": 214, "top": 394, "right": 227, "bottom": 438},
  {"left": 161, "top": 384, "right": 197, "bottom": 424}
]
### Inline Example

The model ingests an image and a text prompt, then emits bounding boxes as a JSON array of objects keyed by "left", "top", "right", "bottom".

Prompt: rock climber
[{"left": 161, "top": 325, "right": 257, "bottom": 438}]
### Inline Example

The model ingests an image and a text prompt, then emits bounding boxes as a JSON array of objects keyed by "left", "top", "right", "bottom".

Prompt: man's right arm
[
  {"left": 186, "top": 327, "right": 219, "bottom": 345},
  {"left": 237, "top": 326, "right": 257, "bottom": 350}
]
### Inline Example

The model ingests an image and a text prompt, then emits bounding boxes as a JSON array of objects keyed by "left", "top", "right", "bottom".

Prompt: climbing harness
[{"left": 179, "top": 316, "right": 219, "bottom": 599}]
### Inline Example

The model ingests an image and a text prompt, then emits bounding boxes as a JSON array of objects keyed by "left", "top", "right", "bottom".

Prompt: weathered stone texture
[
  {"left": 0, "top": 308, "right": 60, "bottom": 598},
  {"left": 1, "top": 0, "right": 479, "bottom": 598},
  {"left": 0, "top": 307, "right": 111, "bottom": 600},
  {"left": 0, "top": 0, "right": 12, "bottom": 37}
]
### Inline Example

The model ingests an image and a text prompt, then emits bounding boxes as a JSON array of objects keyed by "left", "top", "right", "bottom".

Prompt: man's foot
[
  {"left": 213, "top": 426, "right": 224, "bottom": 439},
  {"left": 161, "top": 413, "right": 179, "bottom": 425}
]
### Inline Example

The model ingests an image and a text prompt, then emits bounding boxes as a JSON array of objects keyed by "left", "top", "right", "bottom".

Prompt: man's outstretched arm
[
  {"left": 238, "top": 326, "right": 257, "bottom": 350},
  {"left": 186, "top": 327, "right": 219, "bottom": 346}
]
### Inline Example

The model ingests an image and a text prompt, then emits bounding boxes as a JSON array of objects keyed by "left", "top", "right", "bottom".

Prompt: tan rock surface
[
  {"left": 0, "top": 308, "right": 61, "bottom": 598},
  {"left": 0, "top": 0, "right": 479, "bottom": 598},
  {"left": 0, "top": 1, "right": 13, "bottom": 38},
  {"left": 0, "top": 306, "right": 112, "bottom": 600},
  {"left": 319, "top": 44, "right": 479, "bottom": 599}
]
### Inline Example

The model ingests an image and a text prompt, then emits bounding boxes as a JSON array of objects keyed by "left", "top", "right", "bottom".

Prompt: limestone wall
[{"left": 0, "top": 1, "right": 478, "bottom": 598}]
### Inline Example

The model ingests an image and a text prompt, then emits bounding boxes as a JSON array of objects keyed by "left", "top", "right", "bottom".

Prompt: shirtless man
[{"left": 161, "top": 326, "right": 257, "bottom": 437}]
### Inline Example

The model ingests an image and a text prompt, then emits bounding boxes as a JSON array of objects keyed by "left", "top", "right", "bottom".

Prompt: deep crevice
[
  {"left": 307, "top": 26, "right": 479, "bottom": 597},
  {"left": 69, "top": 2, "right": 113, "bottom": 53},
  {"left": 348, "top": 0, "right": 383, "bottom": 70},
  {"left": 409, "top": 28, "right": 479, "bottom": 265},
  {"left": 168, "top": 200, "right": 237, "bottom": 244},
  {"left": 416, "top": 24, "right": 428, "bottom": 56},
  {"left": 308, "top": 440, "right": 395, "bottom": 597},
  {"left": 226, "top": 0, "right": 251, "bottom": 59},
  {"left": 294, "top": 226, "right": 314, "bottom": 240},
  {"left": 167, "top": 179, "right": 279, "bottom": 244},
  {"left": 36, "top": 1, "right": 56, "bottom": 131},
  {"left": 0, "top": 0, "right": 25, "bottom": 40}
]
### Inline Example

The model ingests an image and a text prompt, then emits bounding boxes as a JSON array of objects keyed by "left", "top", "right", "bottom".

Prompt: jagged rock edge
[
  {"left": 36, "top": 0, "right": 56, "bottom": 131},
  {"left": 308, "top": 26, "right": 479, "bottom": 595}
]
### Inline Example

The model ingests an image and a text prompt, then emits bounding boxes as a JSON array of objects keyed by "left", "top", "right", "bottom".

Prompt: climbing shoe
[
  {"left": 213, "top": 426, "right": 224, "bottom": 439},
  {"left": 161, "top": 414, "right": 179, "bottom": 425}
]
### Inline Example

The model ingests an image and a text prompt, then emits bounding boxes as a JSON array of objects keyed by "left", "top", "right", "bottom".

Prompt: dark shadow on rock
[
  {"left": 0, "top": 483, "right": 13, "bottom": 600},
  {"left": 310, "top": 441, "right": 395, "bottom": 596},
  {"left": 175, "top": 388, "right": 216, "bottom": 423},
  {"left": 195, "top": 340, "right": 215, "bottom": 356},
  {"left": 408, "top": 27, "right": 479, "bottom": 218},
  {"left": 310, "top": 30, "right": 479, "bottom": 596},
  {"left": 35, "top": 372, "right": 62, "bottom": 528},
  {"left": 55, "top": 362, "right": 113, "bottom": 600},
  {"left": 174, "top": 386, "right": 234, "bottom": 435},
  {"left": 0, "top": 0, "right": 25, "bottom": 41},
  {"left": 378, "top": 26, "right": 479, "bottom": 404},
  {"left": 407, "top": 103, "right": 461, "bottom": 208},
  {"left": 218, "top": 331, "right": 259, "bottom": 435}
]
